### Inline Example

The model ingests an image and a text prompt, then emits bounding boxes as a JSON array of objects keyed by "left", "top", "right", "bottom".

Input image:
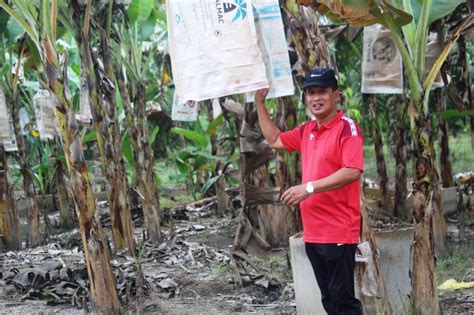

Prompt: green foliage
[
  {"left": 121, "top": 131, "right": 134, "bottom": 166},
  {"left": 83, "top": 130, "right": 97, "bottom": 144},
  {"left": 409, "top": 0, "right": 465, "bottom": 24},
  {"left": 436, "top": 245, "right": 473, "bottom": 286},
  {"left": 306, "top": 0, "right": 413, "bottom": 27},
  {"left": 210, "top": 261, "right": 231, "bottom": 281},
  {"left": 30, "top": 141, "right": 55, "bottom": 195},
  {"left": 172, "top": 127, "right": 208, "bottom": 148},
  {"left": 0, "top": 7, "right": 9, "bottom": 33},
  {"left": 0, "top": 0, "right": 41, "bottom": 53},
  {"left": 169, "top": 113, "right": 239, "bottom": 198},
  {"left": 434, "top": 109, "right": 474, "bottom": 119},
  {"left": 363, "top": 132, "right": 473, "bottom": 179},
  {"left": 437, "top": 251, "right": 469, "bottom": 272},
  {"left": 128, "top": 0, "right": 154, "bottom": 25},
  {"left": 139, "top": 8, "right": 159, "bottom": 41}
]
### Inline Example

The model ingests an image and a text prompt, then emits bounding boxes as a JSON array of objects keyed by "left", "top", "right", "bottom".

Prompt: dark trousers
[{"left": 305, "top": 243, "right": 362, "bottom": 315}]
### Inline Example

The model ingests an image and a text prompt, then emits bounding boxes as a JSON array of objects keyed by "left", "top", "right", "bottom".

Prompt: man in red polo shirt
[{"left": 255, "top": 68, "right": 363, "bottom": 314}]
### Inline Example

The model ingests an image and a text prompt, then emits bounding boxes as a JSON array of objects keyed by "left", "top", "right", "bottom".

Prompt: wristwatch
[{"left": 305, "top": 182, "right": 314, "bottom": 195}]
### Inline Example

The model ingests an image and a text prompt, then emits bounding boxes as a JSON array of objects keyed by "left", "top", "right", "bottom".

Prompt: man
[{"left": 255, "top": 68, "right": 363, "bottom": 315}]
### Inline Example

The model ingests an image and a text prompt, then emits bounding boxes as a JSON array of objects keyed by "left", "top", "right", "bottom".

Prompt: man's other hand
[
  {"left": 255, "top": 88, "right": 269, "bottom": 105},
  {"left": 281, "top": 184, "right": 309, "bottom": 206}
]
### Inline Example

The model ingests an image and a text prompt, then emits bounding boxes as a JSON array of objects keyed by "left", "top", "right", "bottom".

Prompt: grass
[
  {"left": 364, "top": 132, "right": 474, "bottom": 180},
  {"left": 160, "top": 193, "right": 195, "bottom": 209},
  {"left": 155, "top": 160, "right": 181, "bottom": 189},
  {"left": 210, "top": 261, "right": 232, "bottom": 281},
  {"left": 436, "top": 245, "right": 473, "bottom": 285}
]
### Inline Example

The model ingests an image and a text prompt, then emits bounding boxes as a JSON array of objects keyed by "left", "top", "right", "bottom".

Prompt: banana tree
[
  {"left": 113, "top": 0, "right": 165, "bottom": 242},
  {"left": 56, "top": 0, "right": 135, "bottom": 253},
  {"left": 10, "top": 35, "right": 41, "bottom": 247},
  {"left": 297, "top": 1, "right": 469, "bottom": 313},
  {"left": 0, "top": 105, "right": 20, "bottom": 250},
  {"left": 367, "top": 94, "right": 391, "bottom": 212},
  {"left": 0, "top": 15, "right": 21, "bottom": 250},
  {"left": 50, "top": 139, "right": 73, "bottom": 228},
  {"left": 0, "top": 0, "right": 122, "bottom": 311}
]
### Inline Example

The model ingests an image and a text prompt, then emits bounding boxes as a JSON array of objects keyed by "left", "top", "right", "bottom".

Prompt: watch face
[{"left": 306, "top": 183, "right": 314, "bottom": 193}]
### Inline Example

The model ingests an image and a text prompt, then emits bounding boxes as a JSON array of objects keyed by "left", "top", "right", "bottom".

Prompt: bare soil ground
[
  {"left": 0, "top": 197, "right": 295, "bottom": 314},
  {"left": 1, "top": 188, "right": 473, "bottom": 314}
]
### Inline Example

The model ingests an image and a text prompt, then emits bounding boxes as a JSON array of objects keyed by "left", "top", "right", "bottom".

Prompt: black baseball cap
[{"left": 302, "top": 68, "right": 338, "bottom": 89}]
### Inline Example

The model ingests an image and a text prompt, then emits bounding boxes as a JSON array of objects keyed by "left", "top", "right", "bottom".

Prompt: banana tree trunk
[
  {"left": 0, "top": 145, "right": 20, "bottom": 250},
  {"left": 272, "top": 97, "right": 298, "bottom": 245},
  {"left": 135, "top": 84, "right": 161, "bottom": 241},
  {"left": 44, "top": 36, "right": 121, "bottom": 313},
  {"left": 408, "top": 101, "right": 441, "bottom": 314},
  {"left": 100, "top": 34, "right": 135, "bottom": 253},
  {"left": 367, "top": 95, "right": 391, "bottom": 213},
  {"left": 239, "top": 102, "right": 273, "bottom": 249},
  {"left": 256, "top": 165, "right": 277, "bottom": 245},
  {"left": 117, "top": 68, "right": 161, "bottom": 241},
  {"left": 435, "top": 89, "right": 454, "bottom": 187},
  {"left": 428, "top": 117, "right": 448, "bottom": 258},
  {"left": 10, "top": 72, "right": 40, "bottom": 247},
  {"left": 205, "top": 101, "right": 227, "bottom": 215},
  {"left": 458, "top": 37, "right": 473, "bottom": 149},
  {"left": 51, "top": 139, "right": 73, "bottom": 228},
  {"left": 78, "top": 5, "right": 134, "bottom": 253},
  {"left": 393, "top": 96, "right": 408, "bottom": 219}
]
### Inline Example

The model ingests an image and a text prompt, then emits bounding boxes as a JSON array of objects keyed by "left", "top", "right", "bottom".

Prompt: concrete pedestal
[
  {"left": 290, "top": 228, "right": 413, "bottom": 315},
  {"left": 289, "top": 237, "right": 325, "bottom": 315}
]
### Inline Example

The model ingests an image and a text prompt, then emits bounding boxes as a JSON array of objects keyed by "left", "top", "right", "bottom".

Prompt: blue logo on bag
[
  {"left": 224, "top": 0, "right": 247, "bottom": 22},
  {"left": 216, "top": 0, "right": 247, "bottom": 23},
  {"left": 233, "top": 0, "right": 247, "bottom": 21}
]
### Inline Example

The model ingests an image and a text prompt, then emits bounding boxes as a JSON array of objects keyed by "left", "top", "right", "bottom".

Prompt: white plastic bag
[
  {"left": 245, "top": 0, "right": 294, "bottom": 102},
  {"left": 212, "top": 98, "right": 223, "bottom": 119},
  {"left": 171, "top": 91, "right": 200, "bottom": 121},
  {"left": 0, "top": 88, "right": 17, "bottom": 151},
  {"left": 362, "top": 24, "right": 403, "bottom": 94},
  {"left": 76, "top": 70, "right": 92, "bottom": 123},
  {"left": 34, "top": 89, "right": 58, "bottom": 140},
  {"left": 167, "top": 0, "right": 268, "bottom": 102},
  {"left": 425, "top": 32, "right": 446, "bottom": 90}
]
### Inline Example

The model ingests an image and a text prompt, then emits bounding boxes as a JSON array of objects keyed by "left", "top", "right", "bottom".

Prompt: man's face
[{"left": 304, "top": 86, "right": 340, "bottom": 120}]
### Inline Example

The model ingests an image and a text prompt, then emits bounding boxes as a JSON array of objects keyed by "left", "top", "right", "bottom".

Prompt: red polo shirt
[{"left": 280, "top": 110, "right": 363, "bottom": 244}]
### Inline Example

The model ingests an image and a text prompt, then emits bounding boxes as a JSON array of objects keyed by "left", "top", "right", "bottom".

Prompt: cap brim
[{"left": 302, "top": 81, "right": 338, "bottom": 89}]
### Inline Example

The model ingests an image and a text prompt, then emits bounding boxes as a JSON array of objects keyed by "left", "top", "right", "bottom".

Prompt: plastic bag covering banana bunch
[
  {"left": 166, "top": 0, "right": 268, "bottom": 102},
  {"left": 0, "top": 88, "right": 18, "bottom": 152}
]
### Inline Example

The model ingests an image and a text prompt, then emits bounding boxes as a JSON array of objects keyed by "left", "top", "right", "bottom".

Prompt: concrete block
[
  {"left": 375, "top": 228, "right": 413, "bottom": 314},
  {"left": 440, "top": 186, "right": 458, "bottom": 215},
  {"left": 290, "top": 227, "right": 413, "bottom": 315},
  {"left": 289, "top": 236, "right": 325, "bottom": 315}
]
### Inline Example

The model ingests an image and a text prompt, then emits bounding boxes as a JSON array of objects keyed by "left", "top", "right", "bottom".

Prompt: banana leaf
[
  {"left": 128, "top": 0, "right": 154, "bottom": 25},
  {"left": 434, "top": 109, "right": 474, "bottom": 119},
  {"left": 0, "top": 8, "right": 9, "bottom": 36},
  {"left": 296, "top": 0, "right": 412, "bottom": 27},
  {"left": 410, "top": 0, "right": 466, "bottom": 24}
]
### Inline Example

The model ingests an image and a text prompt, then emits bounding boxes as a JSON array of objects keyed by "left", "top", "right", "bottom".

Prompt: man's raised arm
[{"left": 255, "top": 89, "right": 285, "bottom": 150}]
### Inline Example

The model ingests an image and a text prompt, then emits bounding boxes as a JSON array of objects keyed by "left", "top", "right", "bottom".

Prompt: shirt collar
[{"left": 313, "top": 110, "right": 344, "bottom": 131}]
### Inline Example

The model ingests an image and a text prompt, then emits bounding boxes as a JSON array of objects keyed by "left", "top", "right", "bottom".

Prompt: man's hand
[
  {"left": 281, "top": 184, "right": 309, "bottom": 206},
  {"left": 255, "top": 88, "right": 269, "bottom": 105}
]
